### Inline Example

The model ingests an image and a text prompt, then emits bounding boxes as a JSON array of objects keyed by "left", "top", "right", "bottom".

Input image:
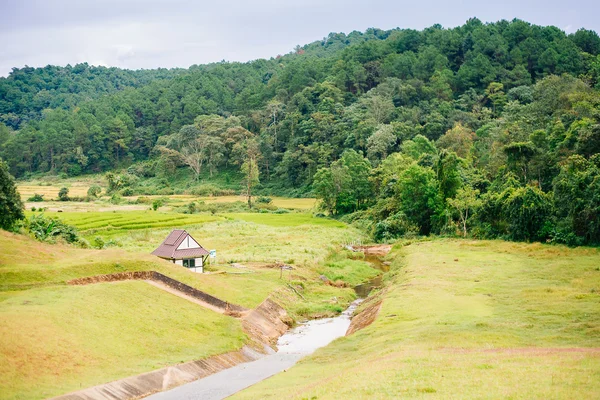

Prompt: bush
[
  {"left": 257, "top": 196, "right": 273, "bottom": 204},
  {"left": 188, "top": 184, "right": 236, "bottom": 196},
  {"left": 27, "top": 214, "right": 80, "bottom": 244},
  {"left": 273, "top": 208, "right": 290, "bottom": 214},
  {"left": 87, "top": 185, "right": 101, "bottom": 197},
  {"left": 31, "top": 206, "right": 36, "bottom": 211},
  {"left": 120, "top": 188, "right": 134, "bottom": 196},
  {"left": 373, "top": 212, "right": 419, "bottom": 242},
  {"left": 127, "top": 161, "right": 156, "bottom": 178},
  {"left": 187, "top": 201, "right": 197, "bottom": 214},
  {"left": 58, "top": 187, "right": 69, "bottom": 201},
  {"left": 27, "top": 193, "right": 44, "bottom": 202},
  {"left": 93, "top": 236, "right": 105, "bottom": 249},
  {"left": 109, "top": 193, "right": 122, "bottom": 205},
  {"left": 152, "top": 199, "right": 164, "bottom": 211}
]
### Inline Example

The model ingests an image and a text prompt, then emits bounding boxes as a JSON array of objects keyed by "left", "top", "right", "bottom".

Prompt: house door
[{"left": 183, "top": 258, "right": 195, "bottom": 268}]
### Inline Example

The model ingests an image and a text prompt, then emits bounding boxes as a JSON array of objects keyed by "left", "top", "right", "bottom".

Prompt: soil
[
  {"left": 351, "top": 244, "right": 392, "bottom": 256},
  {"left": 346, "top": 300, "right": 383, "bottom": 335}
]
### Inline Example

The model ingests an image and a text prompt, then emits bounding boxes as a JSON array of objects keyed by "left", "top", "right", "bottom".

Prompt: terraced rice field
[{"left": 54, "top": 211, "right": 221, "bottom": 239}]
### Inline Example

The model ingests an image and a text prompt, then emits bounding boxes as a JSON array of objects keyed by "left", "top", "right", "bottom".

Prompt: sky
[{"left": 0, "top": 0, "right": 599, "bottom": 77}]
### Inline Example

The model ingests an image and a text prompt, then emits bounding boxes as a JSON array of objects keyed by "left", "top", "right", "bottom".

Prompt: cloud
[{"left": 0, "top": 0, "right": 598, "bottom": 77}]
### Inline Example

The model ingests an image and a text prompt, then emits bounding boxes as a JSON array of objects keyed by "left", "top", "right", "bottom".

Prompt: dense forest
[{"left": 1, "top": 18, "right": 600, "bottom": 245}]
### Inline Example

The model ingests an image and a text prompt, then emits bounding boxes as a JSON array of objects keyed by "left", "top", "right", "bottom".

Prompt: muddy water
[
  {"left": 276, "top": 299, "right": 363, "bottom": 354},
  {"left": 353, "top": 254, "right": 388, "bottom": 297}
]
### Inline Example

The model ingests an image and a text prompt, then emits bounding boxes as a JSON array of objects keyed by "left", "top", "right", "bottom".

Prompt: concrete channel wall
[
  {"left": 50, "top": 297, "right": 291, "bottom": 400},
  {"left": 68, "top": 271, "right": 247, "bottom": 314}
]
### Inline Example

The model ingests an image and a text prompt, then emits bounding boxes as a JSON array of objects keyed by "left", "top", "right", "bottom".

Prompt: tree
[
  {"left": 437, "top": 123, "right": 475, "bottom": 159},
  {"left": 502, "top": 185, "right": 551, "bottom": 241},
  {"left": 395, "top": 163, "right": 441, "bottom": 235},
  {"left": 313, "top": 164, "right": 350, "bottom": 215},
  {"left": 367, "top": 124, "right": 397, "bottom": 165},
  {"left": 0, "top": 159, "right": 24, "bottom": 231},
  {"left": 448, "top": 186, "right": 481, "bottom": 237},
  {"left": 240, "top": 139, "right": 261, "bottom": 208}
]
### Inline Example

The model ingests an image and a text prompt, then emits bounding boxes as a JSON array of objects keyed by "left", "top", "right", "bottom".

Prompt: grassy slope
[
  {"left": 0, "top": 210, "right": 375, "bottom": 399},
  {"left": 234, "top": 239, "right": 600, "bottom": 399},
  {"left": 0, "top": 230, "right": 282, "bottom": 309},
  {"left": 0, "top": 281, "right": 245, "bottom": 400}
]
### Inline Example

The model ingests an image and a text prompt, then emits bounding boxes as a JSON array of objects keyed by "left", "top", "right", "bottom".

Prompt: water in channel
[{"left": 146, "top": 255, "right": 385, "bottom": 400}]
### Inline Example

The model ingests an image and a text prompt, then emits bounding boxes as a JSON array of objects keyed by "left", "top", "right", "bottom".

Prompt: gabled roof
[{"left": 151, "top": 229, "right": 209, "bottom": 259}]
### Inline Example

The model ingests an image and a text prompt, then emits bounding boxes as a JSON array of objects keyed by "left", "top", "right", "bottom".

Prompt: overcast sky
[{"left": 1, "top": 0, "right": 599, "bottom": 77}]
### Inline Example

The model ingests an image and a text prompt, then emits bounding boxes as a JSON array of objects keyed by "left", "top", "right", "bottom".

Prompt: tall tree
[{"left": 0, "top": 159, "right": 24, "bottom": 231}]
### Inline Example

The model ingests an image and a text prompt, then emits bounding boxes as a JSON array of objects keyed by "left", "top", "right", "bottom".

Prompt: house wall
[
  {"left": 175, "top": 259, "right": 183, "bottom": 266},
  {"left": 177, "top": 235, "right": 200, "bottom": 250}
]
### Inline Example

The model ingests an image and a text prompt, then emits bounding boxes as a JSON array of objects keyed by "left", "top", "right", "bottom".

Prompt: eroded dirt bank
[{"left": 346, "top": 300, "right": 383, "bottom": 335}]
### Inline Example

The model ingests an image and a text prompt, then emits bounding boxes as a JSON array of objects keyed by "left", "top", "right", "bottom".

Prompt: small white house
[{"left": 151, "top": 229, "right": 209, "bottom": 273}]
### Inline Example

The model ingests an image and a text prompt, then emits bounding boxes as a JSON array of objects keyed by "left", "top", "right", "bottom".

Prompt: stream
[
  {"left": 146, "top": 256, "right": 384, "bottom": 400},
  {"left": 353, "top": 254, "right": 389, "bottom": 298}
]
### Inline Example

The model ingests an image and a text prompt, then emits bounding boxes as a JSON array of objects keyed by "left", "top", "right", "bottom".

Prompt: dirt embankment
[
  {"left": 350, "top": 244, "right": 392, "bottom": 256},
  {"left": 346, "top": 300, "right": 383, "bottom": 336},
  {"left": 242, "top": 298, "right": 293, "bottom": 346}
]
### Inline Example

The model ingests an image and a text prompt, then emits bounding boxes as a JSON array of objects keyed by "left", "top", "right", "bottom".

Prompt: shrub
[
  {"left": 373, "top": 212, "right": 419, "bottom": 242},
  {"left": 31, "top": 206, "right": 36, "bottom": 211},
  {"left": 27, "top": 193, "right": 45, "bottom": 202},
  {"left": 93, "top": 236, "right": 105, "bottom": 249},
  {"left": 87, "top": 185, "right": 102, "bottom": 197},
  {"left": 109, "top": 193, "right": 122, "bottom": 205},
  {"left": 152, "top": 199, "right": 164, "bottom": 211},
  {"left": 257, "top": 196, "right": 273, "bottom": 204},
  {"left": 273, "top": 208, "right": 290, "bottom": 214},
  {"left": 58, "top": 187, "right": 69, "bottom": 201},
  {"left": 120, "top": 188, "right": 134, "bottom": 196},
  {"left": 27, "top": 214, "right": 80, "bottom": 244},
  {"left": 188, "top": 184, "right": 236, "bottom": 196}
]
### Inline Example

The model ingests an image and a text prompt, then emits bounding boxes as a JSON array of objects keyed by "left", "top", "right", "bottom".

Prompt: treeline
[{"left": 1, "top": 18, "right": 600, "bottom": 244}]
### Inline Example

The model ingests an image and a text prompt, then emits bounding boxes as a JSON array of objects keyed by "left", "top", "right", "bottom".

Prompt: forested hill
[
  {"left": 0, "top": 64, "right": 183, "bottom": 129},
  {"left": 2, "top": 18, "right": 600, "bottom": 245}
]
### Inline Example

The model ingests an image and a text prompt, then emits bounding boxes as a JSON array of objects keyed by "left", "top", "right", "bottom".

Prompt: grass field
[
  {"left": 0, "top": 281, "right": 245, "bottom": 400},
  {"left": 0, "top": 206, "right": 374, "bottom": 399},
  {"left": 17, "top": 180, "right": 317, "bottom": 210},
  {"left": 233, "top": 239, "right": 600, "bottom": 399}
]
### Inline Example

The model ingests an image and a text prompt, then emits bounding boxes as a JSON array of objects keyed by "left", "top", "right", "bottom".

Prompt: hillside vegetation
[
  {"left": 2, "top": 19, "right": 600, "bottom": 245},
  {"left": 234, "top": 239, "right": 600, "bottom": 399}
]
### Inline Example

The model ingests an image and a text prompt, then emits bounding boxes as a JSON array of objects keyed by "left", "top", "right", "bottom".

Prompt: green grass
[
  {"left": 0, "top": 205, "right": 378, "bottom": 400},
  {"left": 0, "top": 281, "right": 245, "bottom": 400},
  {"left": 233, "top": 239, "right": 600, "bottom": 399},
  {"left": 222, "top": 213, "right": 345, "bottom": 227},
  {"left": 317, "top": 251, "right": 380, "bottom": 286}
]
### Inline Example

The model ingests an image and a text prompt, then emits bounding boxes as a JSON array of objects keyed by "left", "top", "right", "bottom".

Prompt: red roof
[{"left": 151, "top": 229, "right": 209, "bottom": 259}]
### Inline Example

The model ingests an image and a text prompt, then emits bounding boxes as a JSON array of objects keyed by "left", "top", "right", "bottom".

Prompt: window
[{"left": 183, "top": 258, "right": 195, "bottom": 268}]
